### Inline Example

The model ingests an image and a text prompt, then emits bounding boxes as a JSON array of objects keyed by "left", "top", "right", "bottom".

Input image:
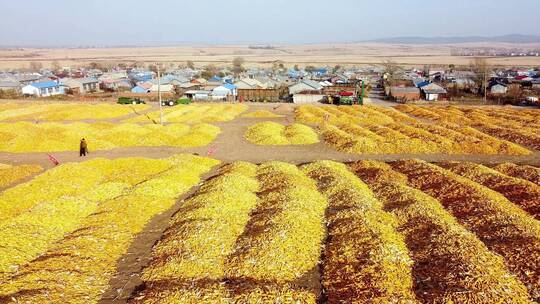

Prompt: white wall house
[
  {"left": 420, "top": 83, "right": 447, "bottom": 101},
  {"left": 149, "top": 84, "right": 174, "bottom": 93},
  {"left": 62, "top": 77, "right": 99, "bottom": 94},
  {"left": 22, "top": 81, "right": 65, "bottom": 97},
  {"left": 211, "top": 84, "right": 237, "bottom": 101},
  {"left": 293, "top": 93, "right": 325, "bottom": 104},
  {"left": 491, "top": 84, "right": 508, "bottom": 94},
  {"left": 288, "top": 80, "right": 323, "bottom": 95}
]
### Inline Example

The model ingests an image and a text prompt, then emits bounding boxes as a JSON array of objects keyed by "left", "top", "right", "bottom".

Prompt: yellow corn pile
[
  {"left": 0, "top": 163, "right": 42, "bottom": 188},
  {"left": 0, "top": 155, "right": 220, "bottom": 303},
  {"left": 245, "top": 121, "right": 319, "bottom": 145},
  {"left": 125, "top": 104, "right": 248, "bottom": 124},
  {"left": 351, "top": 160, "right": 532, "bottom": 303},
  {"left": 0, "top": 103, "right": 149, "bottom": 121},
  {"left": 0, "top": 122, "right": 220, "bottom": 152},
  {"left": 392, "top": 159, "right": 540, "bottom": 299},
  {"left": 494, "top": 163, "right": 540, "bottom": 186},
  {"left": 302, "top": 161, "right": 416, "bottom": 303},
  {"left": 441, "top": 161, "right": 540, "bottom": 219}
]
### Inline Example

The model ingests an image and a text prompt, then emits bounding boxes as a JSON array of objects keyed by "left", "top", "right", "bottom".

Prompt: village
[{"left": 1, "top": 58, "right": 539, "bottom": 106}]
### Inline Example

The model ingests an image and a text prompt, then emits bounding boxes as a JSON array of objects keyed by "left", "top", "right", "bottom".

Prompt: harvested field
[
  {"left": 0, "top": 100, "right": 539, "bottom": 303},
  {"left": 351, "top": 160, "right": 532, "bottom": 303}
]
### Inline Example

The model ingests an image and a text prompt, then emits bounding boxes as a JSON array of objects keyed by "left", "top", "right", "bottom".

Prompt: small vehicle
[
  {"left": 117, "top": 97, "right": 146, "bottom": 105},
  {"left": 161, "top": 98, "right": 192, "bottom": 106}
]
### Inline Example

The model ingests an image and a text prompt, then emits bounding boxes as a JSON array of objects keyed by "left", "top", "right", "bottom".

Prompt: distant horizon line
[{"left": 2, "top": 34, "right": 540, "bottom": 49}]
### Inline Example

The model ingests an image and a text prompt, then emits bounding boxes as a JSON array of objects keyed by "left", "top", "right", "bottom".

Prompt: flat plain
[{"left": 2, "top": 42, "right": 540, "bottom": 69}]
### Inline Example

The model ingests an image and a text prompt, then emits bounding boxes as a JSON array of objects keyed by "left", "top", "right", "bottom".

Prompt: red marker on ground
[{"left": 47, "top": 154, "right": 60, "bottom": 166}]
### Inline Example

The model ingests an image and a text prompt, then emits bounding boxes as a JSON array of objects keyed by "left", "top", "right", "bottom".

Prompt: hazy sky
[{"left": 1, "top": 0, "right": 539, "bottom": 46}]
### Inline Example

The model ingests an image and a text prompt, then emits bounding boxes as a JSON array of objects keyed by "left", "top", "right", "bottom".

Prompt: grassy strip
[
  {"left": 493, "top": 163, "right": 540, "bottom": 187},
  {"left": 0, "top": 155, "right": 219, "bottom": 303},
  {"left": 224, "top": 162, "right": 327, "bottom": 302},
  {"left": 351, "top": 160, "right": 532, "bottom": 303},
  {"left": 132, "top": 162, "right": 260, "bottom": 303},
  {"left": 392, "top": 159, "right": 540, "bottom": 300},
  {"left": 302, "top": 161, "right": 417, "bottom": 303},
  {"left": 0, "top": 164, "right": 42, "bottom": 189},
  {"left": 442, "top": 162, "right": 540, "bottom": 219},
  {"left": 245, "top": 122, "right": 319, "bottom": 145}
]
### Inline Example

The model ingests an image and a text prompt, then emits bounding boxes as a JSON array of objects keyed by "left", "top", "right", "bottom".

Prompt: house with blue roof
[
  {"left": 212, "top": 83, "right": 237, "bottom": 101},
  {"left": 208, "top": 76, "right": 222, "bottom": 83},
  {"left": 21, "top": 81, "right": 65, "bottom": 97}
]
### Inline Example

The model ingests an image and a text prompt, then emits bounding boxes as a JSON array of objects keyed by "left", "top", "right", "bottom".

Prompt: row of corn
[
  {"left": 0, "top": 102, "right": 149, "bottom": 121},
  {"left": 395, "top": 105, "right": 540, "bottom": 150},
  {"left": 2, "top": 157, "right": 538, "bottom": 303},
  {"left": 389, "top": 159, "right": 540, "bottom": 299},
  {"left": 0, "top": 163, "right": 42, "bottom": 189},
  {"left": 295, "top": 104, "right": 531, "bottom": 155},
  {"left": 351, "top": 160, "right": 533, "bottom": 303},
  {"left": 0, "top": 155, "right": 219, "bottom": 303},
  {"left": 125, "top": 104, "right": 248, "bottom": 124},
  {"left": 0, "top": 121, "right": 220, "bottom": 153},
  {"left": 133, "top": 161, "right": 328, "bottom": 303}
]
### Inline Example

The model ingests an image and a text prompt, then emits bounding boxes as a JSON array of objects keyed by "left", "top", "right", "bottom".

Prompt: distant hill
[{"left": 366, "top": 34, "right": 540, "bottom": 44}]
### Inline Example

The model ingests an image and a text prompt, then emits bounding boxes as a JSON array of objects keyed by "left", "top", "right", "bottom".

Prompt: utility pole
[
  {"left": 484, "top": 70, "right": 487, "bottom": 103},
  {"left": 157, "top": 63, "right": 163, "bottom": 125}
]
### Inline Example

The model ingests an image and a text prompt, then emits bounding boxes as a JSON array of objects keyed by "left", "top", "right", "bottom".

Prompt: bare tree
[
  {"left": 186, "top": 60, "right": 195, "bottom": 69},
  {"left": 470, "top": 58, "right": 491, "bottom": 100},
  {"left": 507, "top": 84, "right": 522, "bottom": 105},
  {"left": 232, "top": 57, "right": 245, "bottom": 76},
  {"left": 271, "top": 60, "right": 285, "bottom": 73},
  {"left": 201, "top": 64, "right": 218, "bottom": 79},
  {"left": 305, "top": 65, "right": 316, "bottom": 73},
  {"left": 148, "top": 64, "right": 158, "bottom": 74},
  {"left": 29, "top": 61, "right": 43, "bottom": 72},
  {"left": 51, "top": 61, "right": 61, "bottom": 72},
  {"left": 381, "top": 60, "right": 400, "bottom": 86}
]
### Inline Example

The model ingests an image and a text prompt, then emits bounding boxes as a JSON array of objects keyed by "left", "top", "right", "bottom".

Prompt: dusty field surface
[{"left": 2, "top": 42, "right": 540, "bottom": 69}]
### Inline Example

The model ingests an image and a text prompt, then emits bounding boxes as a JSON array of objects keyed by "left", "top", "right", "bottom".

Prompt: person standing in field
[{"left": 80, "top": 138, "right": 88, "bottom": 157}]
